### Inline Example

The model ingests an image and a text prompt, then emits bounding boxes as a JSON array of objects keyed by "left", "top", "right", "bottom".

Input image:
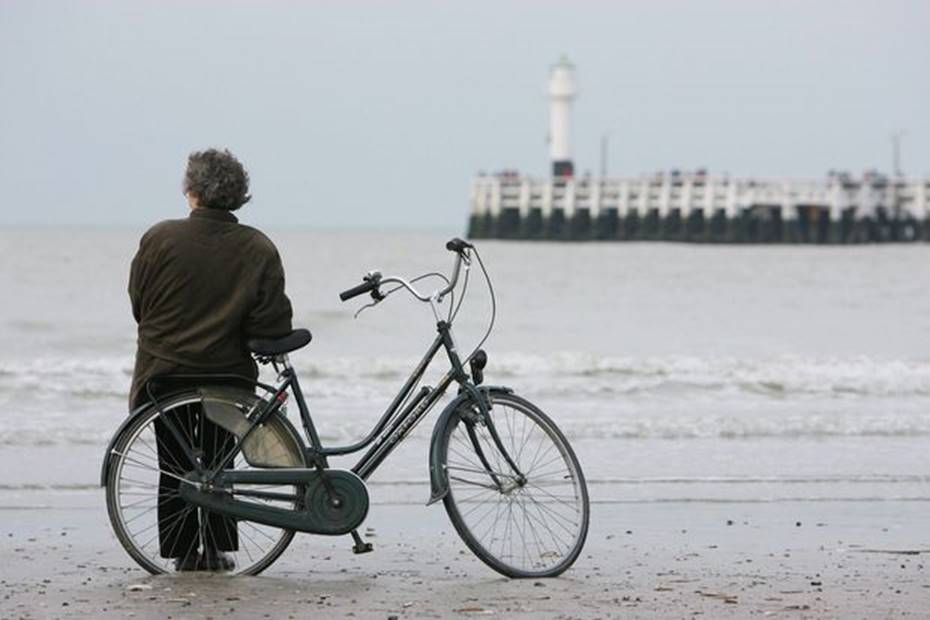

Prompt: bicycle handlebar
[
  {"left": 338, "top": 276, "right": 381, "bottom": 302},
  {"left": 339, "top": 238, "right": 471, "bottom": 304},
  {"left": 446, "top": 237, "right": 473, "bottom": 253}
]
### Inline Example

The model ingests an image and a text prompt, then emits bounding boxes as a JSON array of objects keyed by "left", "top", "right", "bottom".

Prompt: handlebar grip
[
  {"left": 339, "top": 279, "right": 377, "bottom": 302},
  {"left": 446, "top": 237, "right": 473, "bottom": 253}
]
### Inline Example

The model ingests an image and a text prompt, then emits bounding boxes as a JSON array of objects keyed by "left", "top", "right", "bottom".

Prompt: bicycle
[{"left": 101, "top": 238, "right": 590, "bottom": 578}]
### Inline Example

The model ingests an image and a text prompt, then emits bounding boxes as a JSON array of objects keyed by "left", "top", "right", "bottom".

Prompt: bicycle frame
[
  {"left": 145, "top": 317, "right": 512, "bottom": 492},
  {"left": 271, "top": 318, "right": 471, "bottom": 481}
]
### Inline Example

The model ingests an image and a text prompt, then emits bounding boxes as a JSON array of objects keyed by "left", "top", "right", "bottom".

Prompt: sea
[{"left": 1, "top": 228, "right": 929, "bottom": 507}]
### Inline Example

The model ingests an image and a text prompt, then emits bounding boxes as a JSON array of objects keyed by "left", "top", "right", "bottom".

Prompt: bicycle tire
[
  {"left": 105, "top": 390, "right": 306, "bottom": 575},
  {"left": 438, "top": 392, "right": 590, "bottom": 578}
]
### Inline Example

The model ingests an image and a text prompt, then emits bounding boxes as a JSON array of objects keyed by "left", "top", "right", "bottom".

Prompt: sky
[{"left": 1, "top": 0, "right": 928, "bottom": 230}]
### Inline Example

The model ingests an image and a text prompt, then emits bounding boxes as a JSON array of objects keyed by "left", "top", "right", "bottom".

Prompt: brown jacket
[{"left": 129, "top": 208, "right": 293, "bottom": 407}]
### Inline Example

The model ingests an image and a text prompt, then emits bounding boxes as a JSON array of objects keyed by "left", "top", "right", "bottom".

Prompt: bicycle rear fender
[
  {"left": 99, "top": 385, "right": 266, "bottom": 486},
  {"left": 427, "top": 385, "right": 513, "bottom": 506},
  {"left": 100, "top": 396, "right": 176, "bottom": 486}
]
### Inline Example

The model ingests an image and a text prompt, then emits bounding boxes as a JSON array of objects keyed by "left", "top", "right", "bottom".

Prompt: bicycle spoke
[
  {"left": 527, "top": 449, "right": 563, "bottom": 477},
  {"left": 480, "top": 496, "right": 507, "bottom": 548},
  {"left": 446, "top": 464, "right": 518, "bottom": 479},
  {"left": 448, "top": 474, "right": 499, "bottom": 490},
  {"left": 525, "top": 480, "right": 581, "bottom": 512},
  {"left": 242, "top": 520, "right": 279, "bottom": 545},
  {"left": 114, "top": 450, "right": 193, "bottom": 483},
  {"left": 120, "top": 495, "right": 159, "bottom": 510},
  {"left": 456, "top": 487, "right": 497, "bottom": 508},
  {"left": 462, "top": 491, "right": 503, "bottom": 524},
  {"left": 529, "top": 465, "right": 571, "bottom": 480},
  {"left": 517, "top": 499, "right": 547, "bottom": 564},
  {"left": 123, "top": 503, "right": 160, "bottom": 526},
  {"left": 523, "top": 488, "right": 578, "bottom": 539}
]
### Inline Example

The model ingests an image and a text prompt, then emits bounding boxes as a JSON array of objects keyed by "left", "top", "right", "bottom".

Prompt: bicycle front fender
[{"left": 427, "top": 385, "right": 513, "bottom": 506}]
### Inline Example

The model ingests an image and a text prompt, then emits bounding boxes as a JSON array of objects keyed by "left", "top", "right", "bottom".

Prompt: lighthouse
[{"left": 548, "top": 55, "right": 577, "bottom": 178}]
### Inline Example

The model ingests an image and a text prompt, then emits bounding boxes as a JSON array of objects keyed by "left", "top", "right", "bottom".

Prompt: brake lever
[
  {"left": 353, "top": 284, "right": 391, "bottom": 318},
  {"left": 353, "top": 298, "right": 381, "bottom": 319}
]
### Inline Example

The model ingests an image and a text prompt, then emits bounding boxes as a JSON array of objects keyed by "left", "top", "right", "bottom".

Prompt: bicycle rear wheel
[
  {"left": 438, "top": 392, "right": 589, "bottom": 578},
  {"left": 105, "top": 390, "right": 306, "bottom": 575}
]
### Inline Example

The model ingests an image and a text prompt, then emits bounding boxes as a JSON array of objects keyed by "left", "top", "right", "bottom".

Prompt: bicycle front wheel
[
  {"left": 105, "top": 390, "right": 306, "bottom": 576},
  {"left": 438, "top": 392, "right": 589, "bottom": 578}
]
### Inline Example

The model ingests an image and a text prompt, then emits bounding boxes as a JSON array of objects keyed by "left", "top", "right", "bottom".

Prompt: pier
[{"left": 467, "top": 170, "right": 930, "bottom": 243}]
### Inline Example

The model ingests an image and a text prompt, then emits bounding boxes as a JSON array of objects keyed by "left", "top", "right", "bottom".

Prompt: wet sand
[{"left": 1, "top": 490, "right": 928, "bottom": 619}]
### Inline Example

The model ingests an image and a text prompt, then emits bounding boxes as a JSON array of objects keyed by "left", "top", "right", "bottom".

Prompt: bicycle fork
[{"left": 460, "top": 387, "right": 527, "bottom": 493}]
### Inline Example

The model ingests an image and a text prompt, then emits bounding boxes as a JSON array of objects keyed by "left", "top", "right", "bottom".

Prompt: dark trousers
[{"left": 147, "top": 390, "right": 240, "bottom": 559}]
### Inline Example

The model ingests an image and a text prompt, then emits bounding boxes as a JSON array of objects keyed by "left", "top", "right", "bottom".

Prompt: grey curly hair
[{"left": 182, "top": 148, "right": 251, "bottom": 211}]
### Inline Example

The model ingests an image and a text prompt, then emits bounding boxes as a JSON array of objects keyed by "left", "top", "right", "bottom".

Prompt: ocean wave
[
  {"left": 3, "top": 408, "right": 930, "bottom": 447},
  {"left": 3, "top": 352, "right": 930, "bottom": 401},
  {"left": 491, "top": 353, "right": 930, "bottom": 399},
  {"left": 552, "top": 411, "right": 930, "bottom": 440}
]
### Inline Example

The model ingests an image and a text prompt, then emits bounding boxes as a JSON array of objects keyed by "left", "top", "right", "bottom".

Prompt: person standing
[{"left": 128, "top": 148, "right": 294, "bottom": 570}]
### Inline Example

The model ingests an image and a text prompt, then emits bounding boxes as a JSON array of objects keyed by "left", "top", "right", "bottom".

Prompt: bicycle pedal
[
  {"left": 350, "top": 529, "right": 374, "bottom": 554},
  {"left": 352, "top": 541, "right": 374, "bottom": 554}
]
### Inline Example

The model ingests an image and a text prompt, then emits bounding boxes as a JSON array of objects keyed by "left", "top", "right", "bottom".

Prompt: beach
[
  {"left": 2, "top": 490, "right": 928, "bottom": 619},
  {"left": 2, "top": 229, "right": 930, "bottom": 617}
]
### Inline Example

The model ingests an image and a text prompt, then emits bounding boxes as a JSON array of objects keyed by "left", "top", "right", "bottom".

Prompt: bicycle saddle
[{"left": 247, "top": 328, "right": 312, "bottom": 356}]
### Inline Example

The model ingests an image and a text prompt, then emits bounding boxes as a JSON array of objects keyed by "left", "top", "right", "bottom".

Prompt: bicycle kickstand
[{"left": 350, "top": 529, "right": 373, "bottom": 554}]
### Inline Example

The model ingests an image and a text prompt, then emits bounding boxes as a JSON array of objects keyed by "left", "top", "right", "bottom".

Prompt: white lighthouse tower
[{"left": 548, "top": 55, "right": 577, "bottom": 178}]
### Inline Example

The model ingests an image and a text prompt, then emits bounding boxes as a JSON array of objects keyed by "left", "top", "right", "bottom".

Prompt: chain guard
[{"left": 179, "top": 468, "right": 369, "bottom": 536}]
